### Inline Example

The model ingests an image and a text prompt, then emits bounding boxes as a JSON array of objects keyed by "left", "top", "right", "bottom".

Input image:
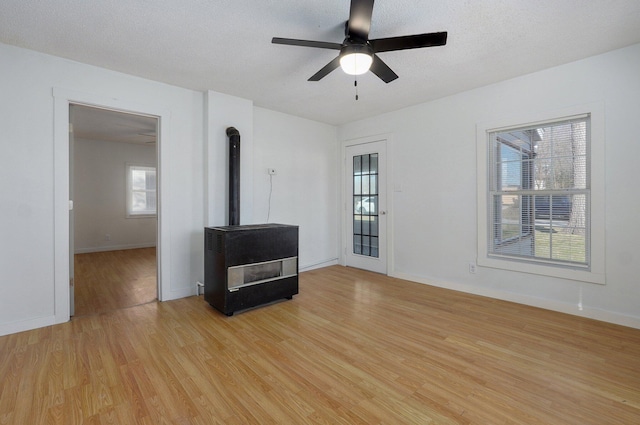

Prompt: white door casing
[
  {"left": 344, "top": 138, "right": 388, "bottom": 274},
  {"left": 54, "top": 88, "right": 169, "bottom": 323},
  {"left": 68, "top": 118, "right": 75, "bottom": 317}
]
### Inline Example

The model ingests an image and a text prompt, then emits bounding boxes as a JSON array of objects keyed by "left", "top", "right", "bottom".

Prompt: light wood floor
[
  {"left": 1, "top": 265, "right": 639, "bottom": 424},
  {"left": 73, "top": 248, "right": 157, "bottom": 317}
]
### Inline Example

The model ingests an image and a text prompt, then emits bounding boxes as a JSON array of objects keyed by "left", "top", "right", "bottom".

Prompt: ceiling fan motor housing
[{"left": 340, "top": 40, "right": 373, "bottom": 57}]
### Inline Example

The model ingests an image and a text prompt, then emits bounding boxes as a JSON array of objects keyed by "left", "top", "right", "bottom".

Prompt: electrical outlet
[
  {"left": 105, "top": 234, "right": 111, "bottom": 241},
  {"left": 469, "top": 263, "right": 476, "bottom": 274},
  {"left": 268, "top": 168, "right": 277, "bottom": 175}
]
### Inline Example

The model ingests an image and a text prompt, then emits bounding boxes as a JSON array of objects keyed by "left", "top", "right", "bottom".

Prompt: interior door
[{"left": 345, "top": 140, "right": 387, "bottom": 274}]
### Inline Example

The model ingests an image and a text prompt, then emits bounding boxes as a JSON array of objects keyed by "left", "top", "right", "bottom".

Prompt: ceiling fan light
[{"left": 340, "top": 52, "right": 373, "bottom": 75}]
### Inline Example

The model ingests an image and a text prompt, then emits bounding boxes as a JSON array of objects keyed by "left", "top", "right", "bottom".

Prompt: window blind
[{"left": 488, "top": 115, "right": 590, "bottom": 267}]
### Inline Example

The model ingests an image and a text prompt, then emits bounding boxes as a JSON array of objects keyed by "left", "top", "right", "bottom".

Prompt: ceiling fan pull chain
[{"left": 355, "top": 78, "right": 359, "bottom": 101}]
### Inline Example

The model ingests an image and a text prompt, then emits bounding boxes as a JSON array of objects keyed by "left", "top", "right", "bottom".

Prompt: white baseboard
[
  {"left": 161, "top": 285, "right": 197, "bottom": 301},
  {"left": 391, "top": 271, "right": 640, "bottom": 330},
  {"left": 300, "top": 258, "right": 339, "bottom": 273},
  {"left": 75, "top": 243, "right": 156, "bottom": 254},
  {"left": 0, "top": 314, "right": 58, "bottom": 337}
]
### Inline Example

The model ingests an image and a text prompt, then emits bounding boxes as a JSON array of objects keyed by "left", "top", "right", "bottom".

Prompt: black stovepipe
[{"left": 226, "top": 127, "right": 240, "bottom": 226}]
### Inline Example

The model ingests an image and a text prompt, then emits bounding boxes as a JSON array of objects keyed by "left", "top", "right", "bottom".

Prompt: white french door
[{"left": 345, "top": 140, "right": 387, "bottom": 274}]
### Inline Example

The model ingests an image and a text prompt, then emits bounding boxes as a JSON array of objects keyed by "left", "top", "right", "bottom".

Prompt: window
[
  {"left": 477, "top": 104, "right": 605, "bottom": 284},
  {"left": 489, "top": 116, "right": 589, "bottom": 266},
  {"left": 126, "top": 164, "right": 156, "bottom": 217}
]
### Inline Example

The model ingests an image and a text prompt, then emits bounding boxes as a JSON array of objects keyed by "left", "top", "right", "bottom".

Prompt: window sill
[
  {"left": 478, "top": 255, "right": 605, "bottom": 285},
  {"left": 126, "top": 214, "right": 157, "bottom": 219}
]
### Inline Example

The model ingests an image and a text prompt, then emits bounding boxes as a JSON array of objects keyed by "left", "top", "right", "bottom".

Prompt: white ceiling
[
  {"left": 71, "top": 105, "right": 157, "bottom": 145},
  {"left": 2, "top": 0, "right": 640, "bottom": 126}
]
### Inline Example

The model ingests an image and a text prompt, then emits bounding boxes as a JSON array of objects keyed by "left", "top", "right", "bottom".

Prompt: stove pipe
[{"left": 227, "top": 127, "right": 241, "bottom": 226}]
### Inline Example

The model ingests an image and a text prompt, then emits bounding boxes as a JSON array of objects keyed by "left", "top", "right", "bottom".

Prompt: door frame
[
  {"left": 53, "top": 88, "right": 170, "bottom": 324},
  {"left": 341, "top": 133, "right": 394, "bottom": 275}
]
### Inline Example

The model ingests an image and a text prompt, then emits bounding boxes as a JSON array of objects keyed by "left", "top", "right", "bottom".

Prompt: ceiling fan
[{"left": 272, "top": 0, "right": 447, "bottom": 83}]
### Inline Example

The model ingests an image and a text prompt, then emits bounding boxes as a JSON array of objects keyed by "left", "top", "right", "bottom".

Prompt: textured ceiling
[
  {"left": 71, "top": 105, "right": 157, "bottom": 145},
  {"left": 2, "top": 0, "right": 640, "bottom": 125}
]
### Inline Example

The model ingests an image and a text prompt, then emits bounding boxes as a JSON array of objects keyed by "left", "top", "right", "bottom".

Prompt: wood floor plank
[
  {"left": 1, "top": 265, "right": 640, "bottom": 423},
  {"left": 74, "top": 248, "right": 157, "bottom": 317}
]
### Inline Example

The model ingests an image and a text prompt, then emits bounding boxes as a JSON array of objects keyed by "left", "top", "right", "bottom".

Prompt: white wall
[
  {"left": 4, "top": 34, "right": 636, "bottom": 334},
  {"left": 202, "top": 97, "right": 339, "bottom": 273},
  {"left": 0, "top": 42, "right": 204, "bottom": 335},
  {"left": 0, "top": 42, "right": 341, "bottom": 335},
  {"left": 253, "top": 107, "right": 339, "bottom": 270},
  {"left": 204, "top": 91, "right": 254, "bottom": 227},
  {"left": 74, "top": 138, "right": 157, "bottom": 253},
  {"left": 338, "top": 43, "right": 640, "bottom": 328}
]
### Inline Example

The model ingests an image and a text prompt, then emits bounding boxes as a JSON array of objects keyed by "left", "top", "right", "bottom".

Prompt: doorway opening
[{"left": 70, "top": 104, "right": 159, "bottom": 316}]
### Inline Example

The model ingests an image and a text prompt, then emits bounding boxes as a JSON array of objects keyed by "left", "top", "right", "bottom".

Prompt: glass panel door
[
  {"left": 353, "top": 153, "right": 379, "bottom": 257},
  {"left": 345, "top": 140, "right": 387, "bottom": 274}
]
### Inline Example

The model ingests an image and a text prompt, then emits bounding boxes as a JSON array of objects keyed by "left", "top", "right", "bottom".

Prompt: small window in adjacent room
[
  {"left": 126, "top": 164, "right": 156, "bottom": 217},
  {"left": 477, "top": 104, "right": 605, "bottom": 285}
]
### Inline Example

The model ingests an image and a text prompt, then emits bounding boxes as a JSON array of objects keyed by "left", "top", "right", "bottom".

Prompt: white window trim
[
  {"left": 476, "top": 103, "right": 605, "bottom": 284},
  {"left": 126, "top": 163, "right": 157, "bottom": 218}
]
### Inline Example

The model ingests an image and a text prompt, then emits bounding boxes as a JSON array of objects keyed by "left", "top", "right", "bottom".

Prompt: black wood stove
[
  {"left": 203, "top": 127, "right": 298, "bottom": 316},
  {"left": 204, "top": 224, "right": 298, "bottom": 316}
]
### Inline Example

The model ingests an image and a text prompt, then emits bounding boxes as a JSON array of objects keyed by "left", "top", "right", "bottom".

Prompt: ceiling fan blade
[
  {"left": 347, "top": 0, "right": 374, "bottom": 40},
  {"left": 272, "top": 37, "right": 342, "bottom": 50},
  {"left": 308, "top": 56, "right": 342, "bottom": 81},
  {"left": 370, "top": 31, "right": 447, "bottom": 53},
  {"left": 370, "top": 54, "right": 398, "bottom": 83}
]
